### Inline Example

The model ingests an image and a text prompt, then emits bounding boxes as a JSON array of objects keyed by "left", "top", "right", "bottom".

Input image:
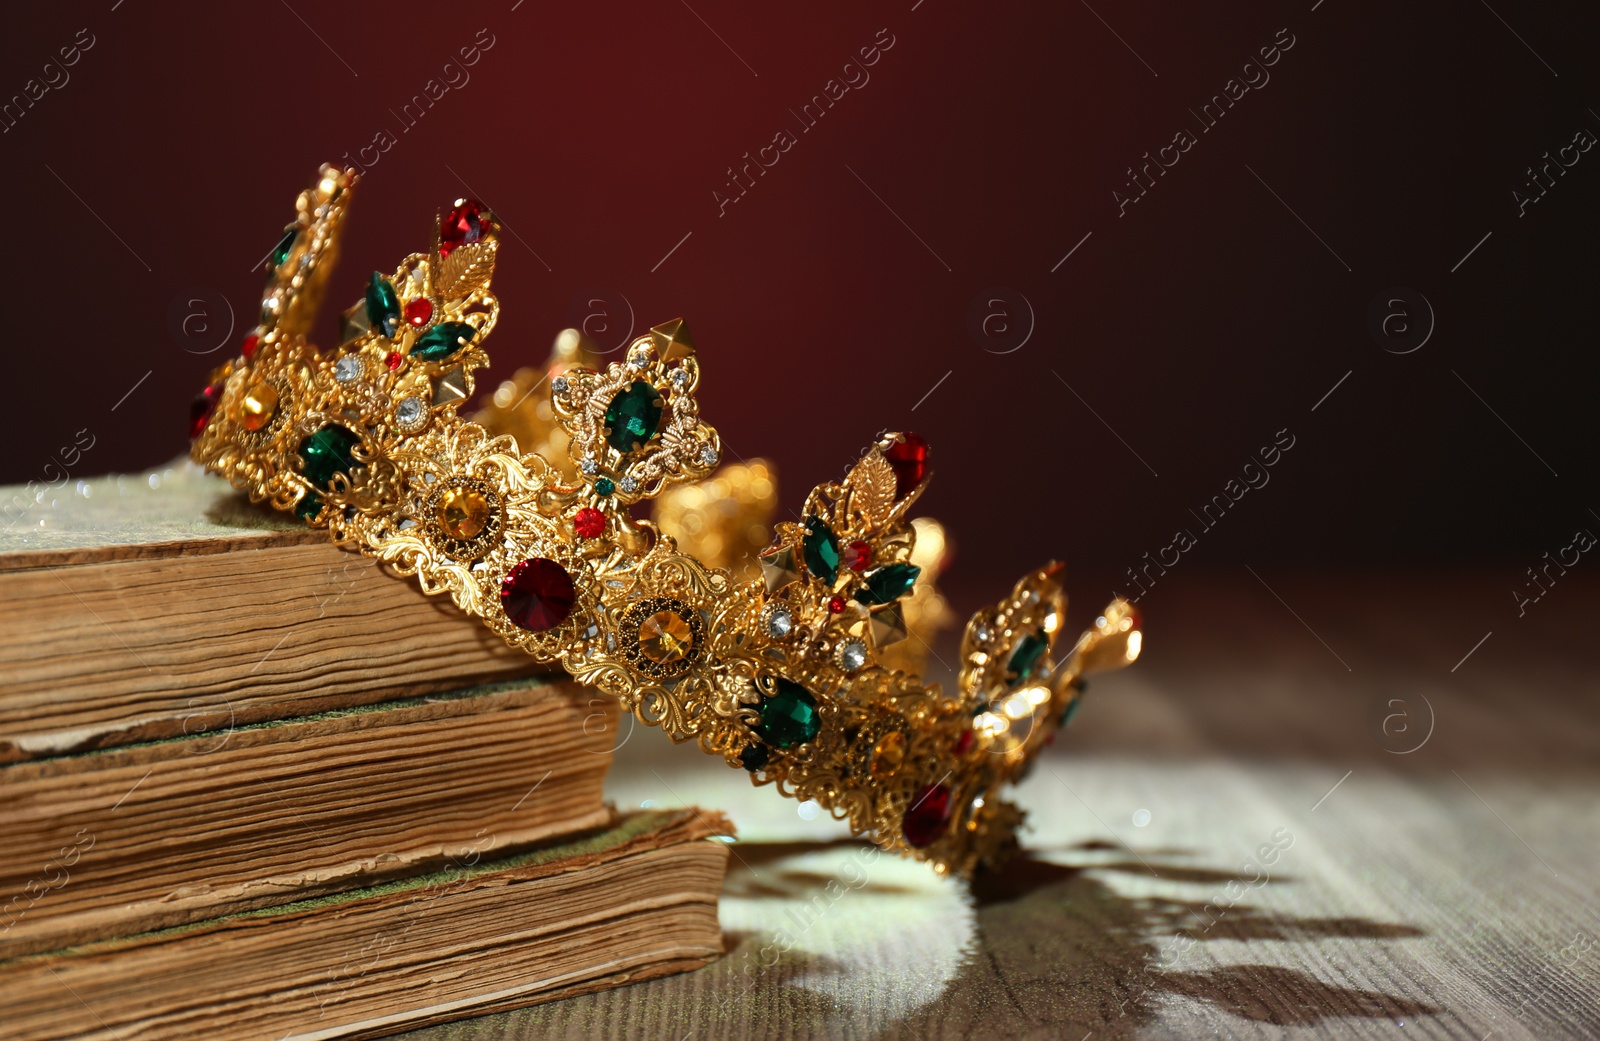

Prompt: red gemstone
[
  {"left": 241, "top": 333, "right": 260, "bottom": 360},
  {"left": 885, "top": 433, "right": 930, "bottom": 499},
  {"left": 440, "top": 200, "right": 489, "bottom": 257},
  {"left": 500, "top": 558, "right": 576, "bottom": 632},
  {"left": 189, "top": 384, "right": 220, "bottom": 439},
  {"left": 827, "top": 595, "right": 846, "bottom": 614},
  {"left": 842, "top": 540, "right": 874, "bottom": 573},
  {"left": 952, "top": 729, "right": 974, "bottom": 756},
  {"left": 404, "top": 298, "right": 433, "bottom": 327},
  {"left": 385, "top": 351, "right": 403, "bottom": 371},
  {"left": 902, "top": 783, "right": 953, "bottom": 848},
  {"left": 573, "top": 507, "right": 605, "bottom": 539}
]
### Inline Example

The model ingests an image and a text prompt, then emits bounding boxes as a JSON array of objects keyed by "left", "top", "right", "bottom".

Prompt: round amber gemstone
[
  {"left": 870, "top": 730, "right": 906, "bottom": 779},
  {"left": 436, "top": 486, "right": 490, "bottom": 540},
  {"left": 638, "top": 609, "right": 695, "bottom": 663},
  {"left": 238, "top": 380, "right": 279, "bottom": 432}
]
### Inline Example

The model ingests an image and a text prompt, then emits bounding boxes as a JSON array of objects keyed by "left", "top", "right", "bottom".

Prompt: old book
[
  {"left": 0, "top": 680, "right": 616, "bottom": 960},
  {"left": 0, "top": 809, "right": 731, "bottom": 1041},
  {"left": 0, "top": 465, "right": 544, "bottom": 764}
]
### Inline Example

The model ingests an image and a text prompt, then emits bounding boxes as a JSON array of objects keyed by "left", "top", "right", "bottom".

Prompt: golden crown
[{"left": 189, "top": 165, "right": 1143, "bottom": 877}]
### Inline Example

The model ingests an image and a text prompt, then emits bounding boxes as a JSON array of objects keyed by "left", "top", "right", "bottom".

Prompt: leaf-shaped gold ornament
[
  {"left": 436, "top": 241, "right": 498, "bottom": 301},
  {"left": 845, "top": 449, "right": 897, "bottom": 528}
]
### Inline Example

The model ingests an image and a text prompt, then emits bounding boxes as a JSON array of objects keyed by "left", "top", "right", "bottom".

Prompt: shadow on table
[
  {"left": 385, "top": 838, "right": 1436, "bottom": 1041},
  {"left": 869, "top": 845, "right": 1437, "bottom": 1040}
]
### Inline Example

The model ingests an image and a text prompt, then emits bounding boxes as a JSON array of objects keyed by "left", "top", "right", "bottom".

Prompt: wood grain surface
[{"left": 379, "top": 570, "right": 1600, "bottom": 1041}]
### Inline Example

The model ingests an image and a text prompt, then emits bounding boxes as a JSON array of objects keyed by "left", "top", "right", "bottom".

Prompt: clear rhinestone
[
  {"left": 580, "top": 458, "right": 598, "bottom": 475},
  {"left": 763, "top": 605, "right": 794, "bottom": 639},
  {"left": 699, "top": 445, "right": 719, "bottom": 467},
  {"left": 334, "top": 355, "right": 363, "bottom": 384},
  {"left": 583, "top": 623, "right": 599, "bottom": 640},
  {"left": 395, "top": 396, "right": 425, "bottom": 428},
  {"left": 552, "top": 375, "right": 569, "bottom": 393},
  {"left": 671, "top": 368, "right": 690, "bottom": 386},
  {"left": 629, "top": 351, "right": 648, "bottom": 369},
  {"left": 836, "top": 638, "right": 868, "bottom": 672},
  {"left": 619, "top": 476, "right": 639, "bottom": 493},
  {"left": 973, "top": 622, "right": 992, "bottom": 643}
]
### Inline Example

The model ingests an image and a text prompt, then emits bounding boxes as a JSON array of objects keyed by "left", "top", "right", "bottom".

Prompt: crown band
[{"left": 189, "top": 165, "right": 1143, "bottom": 876}]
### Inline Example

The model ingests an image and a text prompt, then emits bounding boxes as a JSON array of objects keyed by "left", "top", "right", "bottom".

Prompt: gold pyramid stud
[
  {"left": 869, "top": 603, "right": 909, "bottom": 648},
  {"left": 432, "top": 367, "right": 470, "bottom": 407},
  {"left": 649, "top": 318, "right": 697, "bottom": 362},
  {"left": 758, "top": 544, "right": 800, "bottom": 594}
]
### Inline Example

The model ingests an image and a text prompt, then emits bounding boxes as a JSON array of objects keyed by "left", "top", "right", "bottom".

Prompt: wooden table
[{"left": 392, "top": 569, "right": 1600, "bottom": 1040}]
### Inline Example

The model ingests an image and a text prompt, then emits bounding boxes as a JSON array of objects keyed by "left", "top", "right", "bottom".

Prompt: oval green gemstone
[
  {"left": 297, "top": 425, "right": 362, "bottom": 489},
  {"left": 802, "top": 517, "right": 840, "bottom": 584},
  {"left": 1006, "top": 630, "right": 1049, "bottom": 687},
  {"left": 855, "top": 562, "right": 921, "bottom": 605},
  {"left": 1059, "top": 697, "right": 1083, "bottom": 727},
  {"left": 270, "top": 225, "right": 297, "bottom": 269},
  {"left": 365, "top": 271, "right": 400, "bottom": 338},
  {"left": 411, "top": 322, "right": 477, "bottom": 362},
  {"left": 756, "top": 678, "right": 820, "bottom": 748},
  {"left": 594, "top": 477, "right": 615, "bottom": 496},
  {"left": 294, "top": 492, "right": 323, "bottom": 521},
  {"left": 603, "top": 380, "right": 664, "bottom": 453}
]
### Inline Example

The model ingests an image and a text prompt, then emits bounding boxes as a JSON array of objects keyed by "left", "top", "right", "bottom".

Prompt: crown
[{"left": 190, "top": 165, "right": 1143, "bottom": 876}]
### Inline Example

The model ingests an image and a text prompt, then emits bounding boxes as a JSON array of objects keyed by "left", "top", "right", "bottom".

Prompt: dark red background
[{"left": 3, "top": 1, "right": 1597, "bottom": 616}]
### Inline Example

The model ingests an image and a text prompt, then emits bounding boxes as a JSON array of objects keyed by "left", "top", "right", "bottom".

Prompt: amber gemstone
[
  {"left": 436, "top": 486, "right": 490, "bottom": 540},
  {"left": 885, "top": 433, "right": 930, "bottom": 498},
  {"left": 238, "top": 380, "right": 279, "bottom": 432},
  {"left": 500, "top": 558, "right": 576, "bottom": 632},
  {"left": 902, "top": 783, "right": 953, "bottom": 848},
  {"left": 638, "top": 608, "right": 695, "bottom": 664},
  {"left": 869, "top": 730, "right": 906, "bottom": 779}
]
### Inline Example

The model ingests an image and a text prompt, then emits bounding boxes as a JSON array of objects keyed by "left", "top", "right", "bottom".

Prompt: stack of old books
[{"left": 0, "top": 465, "right": 730, "bottom": 1040}]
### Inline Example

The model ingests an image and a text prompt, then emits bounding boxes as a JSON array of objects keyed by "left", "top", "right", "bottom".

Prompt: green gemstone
[
  {"left": 1059, "top": 697, "right": 1083, "bottom": 727},
  {"left": 365, "top": 271, "right": 400, "bottom": 338},
  {"left": 756, "top": 678, "right": 820, "bottom": 749},
  {"left": 411, "top": 322, "right": 476, "bottom": 362},
  {"left": 294, "top": 492, "right": 323, "bottom": 521},
  {"left": 1006, "top": 630, "right": 1049, "bottom": 687},
  {"left": 594, "top": 477, "right": 615, "bottom": 496},
  {"left": 270, "top": 226, "right": 297, "bottom": 269},
  {"left": 740, "top": 743, "right": 770, "bottom": 771},
  {"left": 297, "top": 425, "right": 362, "bottom": 489},
  {"left": 856, "top": 562, "right": 921, "bottom": 605},
  {"left": 603, "top": 380, "right": 664, "bottom": 453},
  {"left": 802, "top": 517, "right": 840, "bottom": 583}
]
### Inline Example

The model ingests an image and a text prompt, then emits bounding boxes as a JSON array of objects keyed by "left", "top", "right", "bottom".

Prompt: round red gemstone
[
  {"left": 827, "top": 595, "right": 846, "bottom": 614},
  {"left": 572, "top": 507, "right": 605, "bottom": 539},
  {"left": 842, "top": 540, "right": 874, "bottom": 573},
  {"left": 440, "top": 200, "right": 489, "bottom": 257},
  {"left": 885, "top": 433, "right": 930, "bottom": 499},
  {"left": 952, "top": 729, "right": 974, "bottom": 756},
  {"left": 189, "top": 384, "right": 220, "bottom": 439},
  {"left": 500, "top": 558, "right": 576, "bottom": 632},
  {"left": 241, "top": 333, "right": 260, "bottom": 360},
  {"left": 404, "top": 298, "right": 433, "bottom": 327},
  {"left": 902, "top": 783, "right": 953, "bottom": 848},
  {"left": 385, "top": 351, "right": 403, "bottom": 371}
]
